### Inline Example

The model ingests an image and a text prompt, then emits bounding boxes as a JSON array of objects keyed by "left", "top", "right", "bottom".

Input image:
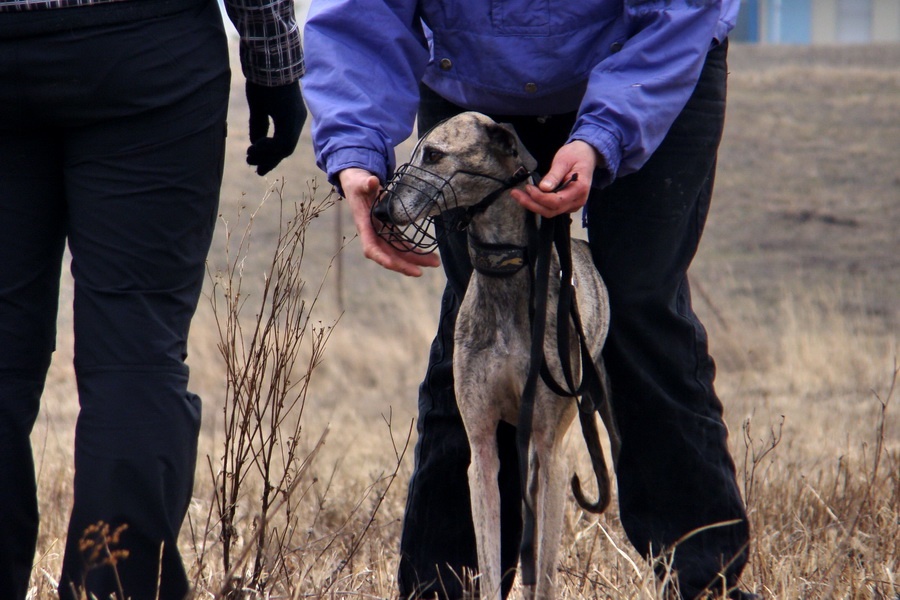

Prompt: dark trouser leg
[
  {"left": 0, "top": 128, "right": 67, "bottom": 599},
  {"left": 587, "top": 41, "right": 750, "bottom": 598},
  {"left": 398, "top": 88, "right": 577, "bottom": 599},
  {"left": 60, "top": 11, "right": 229, "bottom": 599},
  {"left": 1, "top": 2, "right": 229, "bottom": 598}
]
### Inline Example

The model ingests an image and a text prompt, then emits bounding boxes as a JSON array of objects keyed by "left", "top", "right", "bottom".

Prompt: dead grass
[{"left": 27, "top": 44, "right": 900, "bottom": 599}]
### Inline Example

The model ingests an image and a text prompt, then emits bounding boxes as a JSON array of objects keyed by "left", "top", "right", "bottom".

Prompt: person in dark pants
[
  {"left": 303, "top": 1, "right": 756, "bottom": 598},
  {"left": 0, "top": 0, "right": 305, "bottom": 597},
  {"left": 403, "top": 45, "right": 750, "bottom": 600}
]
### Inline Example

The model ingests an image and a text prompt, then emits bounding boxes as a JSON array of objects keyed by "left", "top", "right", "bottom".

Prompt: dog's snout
[{"left": 371, "top": 196, "right": 391, "bottom": 224}]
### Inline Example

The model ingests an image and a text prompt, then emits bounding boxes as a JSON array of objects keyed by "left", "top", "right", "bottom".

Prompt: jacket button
[
  {"left": 439, "top": 58, "right": 453, "bottom": 70},
  {"left": 524, "top": 82, "right": 538, "bottom": 93},
  {"left": 610, "top": 41, "right": 624, "bottom": 53}
]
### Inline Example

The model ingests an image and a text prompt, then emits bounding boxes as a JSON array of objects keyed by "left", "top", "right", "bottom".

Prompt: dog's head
[{"left": 372, "top": 112, "right": 537, "bottom": 252}]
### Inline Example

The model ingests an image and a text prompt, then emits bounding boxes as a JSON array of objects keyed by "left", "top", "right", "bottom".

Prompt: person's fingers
[
  {"left": 511, "top": 140, "right": 599, "bottom": 217},
  {"left": 247, "top": 139, "right": 282, "bottom": 176},
  {"left": 354, "top": 215, "right": 441, "bottom": 276},
  {"left": 537, "top": 162, "right": 574, "bottom": 193},
  {"left": 359, "top": 229, "right": 441, "bottom": 276},
  {"left": 511, "top": 187, "right": 558, "bottom": 217},
  {"left": 511, "top": 178, "right": 589, "bottom": 218},
  {"left": 248, "top": 101, "right": 306, "bottom": 175},
  {"left": 343, "top": 173, "right": 441, "bottom": 276},
  {"left": 245, "top": 81, "right": 306, "bottom": 176},
  {"left": 248, "top": 109, "right": 269, "bottom": 144}
]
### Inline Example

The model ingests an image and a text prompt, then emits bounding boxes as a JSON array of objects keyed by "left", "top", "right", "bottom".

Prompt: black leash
[
  {"left": 515, "top": 204, "right": 614, "bottom": 587},
  {"left": 515, "top": 213, "right": 554, "bottom": 587}
]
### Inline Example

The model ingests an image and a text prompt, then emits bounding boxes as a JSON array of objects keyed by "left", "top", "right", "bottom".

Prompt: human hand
[
  {"left": 339, "top": 168, "right": 442, "bottom": 277},
  {"left": 245, "top": 80, "right": 307, "bottom": 176},
  {"left": 510, "top": 140, "right": 599, "bottom": 217}
]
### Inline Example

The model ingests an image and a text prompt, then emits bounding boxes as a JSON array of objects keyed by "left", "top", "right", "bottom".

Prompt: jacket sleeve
[
  {"left": 224, "top": 0, "right": 305, "bottom": 86},
  {"left": 570, "top": 0, "right": 724, "bottom": 187},
  {"left": 302, "top": 0, "right": 429, "bottom": 186}
]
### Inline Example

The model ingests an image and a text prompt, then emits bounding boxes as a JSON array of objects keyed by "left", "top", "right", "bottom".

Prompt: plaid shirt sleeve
[{"left": 224, "top": 0, "right": 305, "bottom": 86}]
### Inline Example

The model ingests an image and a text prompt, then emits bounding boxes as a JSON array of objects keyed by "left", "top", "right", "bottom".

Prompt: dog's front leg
[
  {"left": 531, "top": 394, "right": 578, "bottom": 600},
  {"left": 466, "top": 426, "right": 504, "bottom": 600},
  {"left": 461, "top": 411, "right": 504, "bottom": 600}
]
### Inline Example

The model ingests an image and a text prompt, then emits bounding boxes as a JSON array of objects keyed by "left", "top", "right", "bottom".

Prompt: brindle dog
[{"left": 373, "top": 112, "right": 619, "bottom": 600}]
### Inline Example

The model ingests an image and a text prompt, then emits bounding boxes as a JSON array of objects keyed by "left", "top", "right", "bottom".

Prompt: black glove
[{"left": 245, "top": 80, "right": 307, "bottom": 176}]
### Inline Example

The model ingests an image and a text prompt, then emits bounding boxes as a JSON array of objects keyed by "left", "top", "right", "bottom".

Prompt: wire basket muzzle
[{"left": 370, "top": 163, "right": 459, "bottom": 254}]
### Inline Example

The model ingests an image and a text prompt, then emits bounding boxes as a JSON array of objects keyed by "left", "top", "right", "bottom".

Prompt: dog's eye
[{"left": 423, "top": 148, "right": 444, "bottom": 164}]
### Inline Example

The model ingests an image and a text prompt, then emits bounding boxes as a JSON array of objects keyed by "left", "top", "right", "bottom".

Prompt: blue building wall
[
  {"left": 729, "top": 0, "right": 899, "bottom": 44},
  {"left": 767, "top": 0, "right": 812, "bottom": 43}
]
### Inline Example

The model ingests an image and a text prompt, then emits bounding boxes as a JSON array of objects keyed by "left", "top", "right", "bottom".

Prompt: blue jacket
[{"left": 303, "top": 0, "right": 739, "bottom": 188}]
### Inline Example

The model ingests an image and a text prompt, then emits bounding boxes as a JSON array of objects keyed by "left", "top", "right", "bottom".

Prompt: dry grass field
[{"left": 27, "top": 43, "right": 899, "bottom": 599}]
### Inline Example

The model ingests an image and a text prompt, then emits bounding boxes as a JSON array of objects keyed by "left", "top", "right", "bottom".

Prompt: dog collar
[{"left": 468, "top": 235, "right": 528, "bottom": 277}]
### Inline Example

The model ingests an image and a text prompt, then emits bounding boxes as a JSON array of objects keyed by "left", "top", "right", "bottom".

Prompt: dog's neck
[{"left": 465, "top": 193, "right": 534, "bottom": 278}]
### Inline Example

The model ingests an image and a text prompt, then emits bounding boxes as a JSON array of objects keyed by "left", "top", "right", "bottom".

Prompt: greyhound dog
[{"left": 373, "top": 112, "right": 619, "bottom": 600}]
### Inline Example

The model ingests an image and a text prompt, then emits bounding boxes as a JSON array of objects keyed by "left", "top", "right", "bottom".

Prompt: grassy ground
[{"left": 28, "top": 43, "right": 899, "bottom": 598}]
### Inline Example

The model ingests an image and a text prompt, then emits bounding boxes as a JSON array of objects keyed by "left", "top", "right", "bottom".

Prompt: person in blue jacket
[
  {"left": 0, "top": 0, "right": 305, "bottom": 597},
  {"left": 303, "top": 1, "right": 756, "bottom": 598}
]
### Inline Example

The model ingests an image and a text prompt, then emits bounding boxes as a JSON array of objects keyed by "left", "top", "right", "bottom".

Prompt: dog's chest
[
  {"left": 456, "top": 302, "right": 530, "bottom": 360},
  {"left": 454, "top": 277, "right": 532, "bottom": 412},
  {"left": 457, "top": 277, "right": 530, "bottom": 348}
]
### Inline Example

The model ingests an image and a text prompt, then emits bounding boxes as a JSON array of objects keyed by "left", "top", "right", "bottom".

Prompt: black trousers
[
  {"left": 0, "top": 2, "right": 229, "bottom": 598},
  {"left": 398, "top": 41, "right": 750, "bottom": 600}
]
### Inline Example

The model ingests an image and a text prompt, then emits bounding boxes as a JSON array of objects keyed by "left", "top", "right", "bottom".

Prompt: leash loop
[{"left": 516, "top": 209, "right": 614, "bottom": 586}]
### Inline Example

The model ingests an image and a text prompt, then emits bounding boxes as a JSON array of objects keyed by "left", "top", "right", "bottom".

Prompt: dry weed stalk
[
  {"left": 310, "top": 410, "right": 414, "bottom": 597},
  {"left": 818, "top": 361, "right": 897, "bottom": 597},
  {"left": 741, "top": 415, "right": 785, "bottom": 510},
  {"left": 189, "top": 181, "right": 415, "bottom": 599},
  {"left": 201, "top": 181, "right": 337, "bottom": 595},
  {"left": 743, "top": 362, "right": 899, "bottom": 598}
]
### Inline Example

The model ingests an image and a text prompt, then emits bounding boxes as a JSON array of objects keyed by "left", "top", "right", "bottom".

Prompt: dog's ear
[
  {"left": 485, "top": 122, "right": 538, "bottom": 172},
  {"left": 484, "top": 121, "right": 518, "bottom": 157}
]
